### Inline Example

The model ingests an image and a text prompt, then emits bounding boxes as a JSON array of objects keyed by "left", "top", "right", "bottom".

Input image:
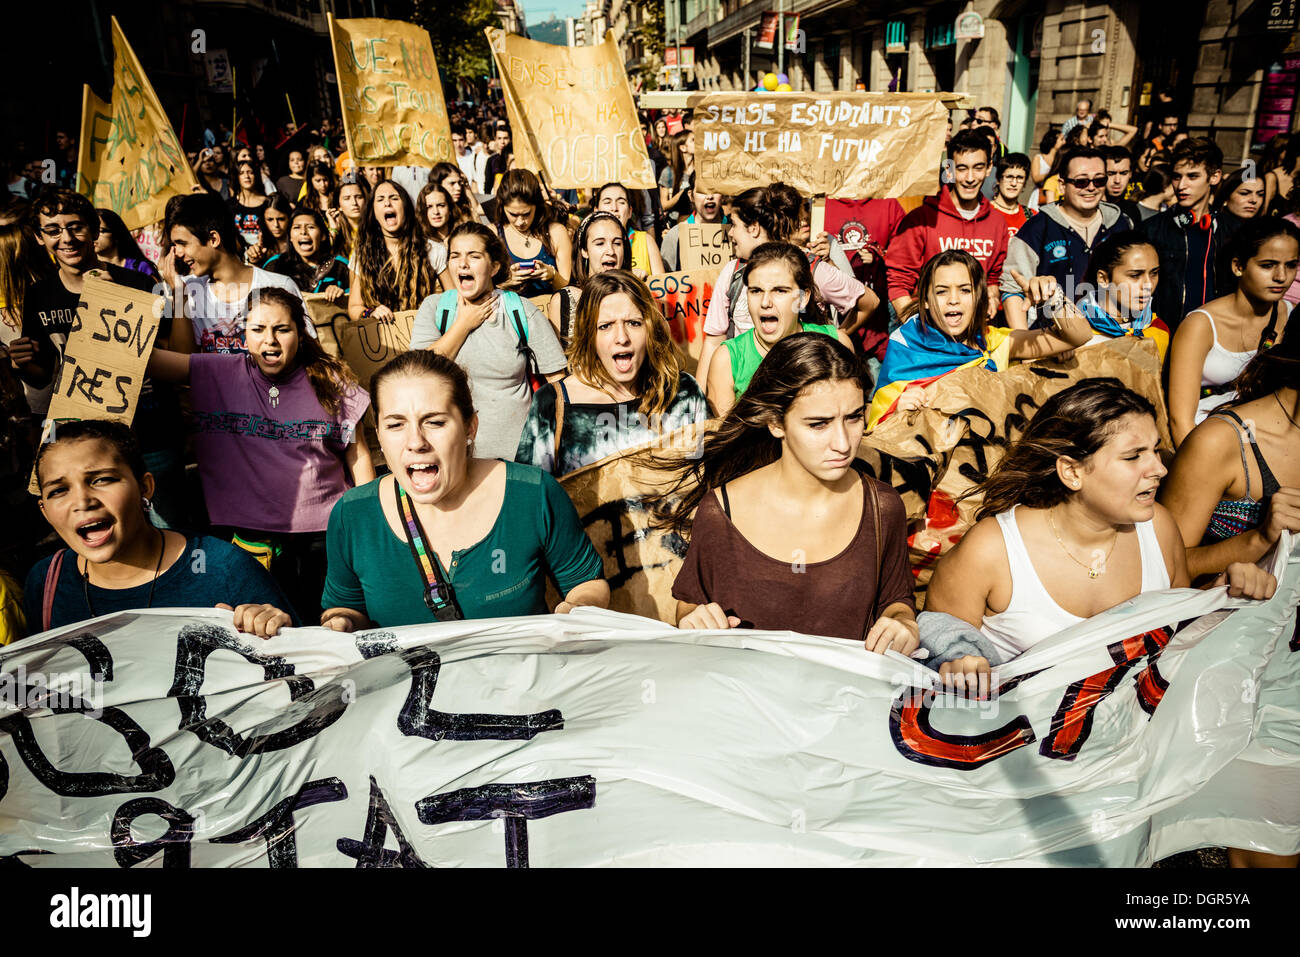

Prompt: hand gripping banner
[{"left": 0, "top": 535, "right": 1295, "bottom": 866}]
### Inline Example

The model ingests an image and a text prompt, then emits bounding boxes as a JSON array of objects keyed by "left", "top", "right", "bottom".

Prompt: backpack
[
  {"left": 725, "top": 250, "right": 831, "bottom": 335},
  {"left": 435, "top": 289, "right": 545, "bottom": 392}
]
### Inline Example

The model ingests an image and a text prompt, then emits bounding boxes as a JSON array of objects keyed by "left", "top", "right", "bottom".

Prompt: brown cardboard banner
[
  {"left": 32, "top": 275, "right": 165, "bottom": 492},
  {"left": 691, "top": 92, "right": 949, "bottom": 199},
  {"left": 75, "top": 18, "right": 200, "bottom": 231},
  {"left": 548, "top": 338, "right": 1165, "bottom": 620},
  {"left": 862, "top": 337, "right": 1169, "bottom": 601},
  {"left": 328, "top": 16, "right": 456, "bottom": 168},
  {"left": 678, "top": 222, "right": 732, "bottom": 272},
  {"left": 553, "top": 421, "right": 710, "bottom": 622},
  {"left": 486, "top": 28, "right": 656, "bottom": 190},
  {"left": 302, "top": 294, "right": 348, "bottom": 359},
  {"left": 334, "top": 309, "right": 418, "bottom": 390}
]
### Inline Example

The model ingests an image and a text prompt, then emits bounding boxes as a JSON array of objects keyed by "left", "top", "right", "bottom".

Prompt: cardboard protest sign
[
  {"left": 302, "top": 294, "right": 348, "bottom": 359},
  {"left": 646, "top": 269, "right": 718, "bottom": 373},
  {"left": 3, "top": 533, "right": 1296, "bottom": 866},
  {"left": 334, "top": 309, "right": 417, "bottom": 390},
  {"left": 678, "top": 222, "right": 732, "bottom": 271},
  {"left": 32, "top": 276, "right": 164, "bottom": 492},
  {"left": 692, "top": 92, "right": 948, "bottom": 199},
  {"left": 555, "top": 422, "right": 709, "bottom": 621},
  {"left": 486, "top": 28, "right": 655, "bottom": 189},
  {"left": 328, "top": 16, "right": 455, "bottom": 167},
  {"left": 862, "top": 337, "right": 1168, "bottom": 597},
  {"left": 551, "top": 339, "right": 1165, "bottom": 618},
  {"left": 75, "top": 18, "right": 200, "bottom": 230}
]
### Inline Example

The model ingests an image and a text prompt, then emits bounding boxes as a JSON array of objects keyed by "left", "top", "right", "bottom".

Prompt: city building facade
[{"left": 672, "top": 0, "right": 1299, "bottom": 160}]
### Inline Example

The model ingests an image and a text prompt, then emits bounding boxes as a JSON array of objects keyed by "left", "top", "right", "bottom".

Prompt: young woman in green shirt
[
  {"left": 320, "top": 351, "right": 609, "bottom": 630},
  {"left": 705, "top": 242, "right": 854, "bottom": 415}
]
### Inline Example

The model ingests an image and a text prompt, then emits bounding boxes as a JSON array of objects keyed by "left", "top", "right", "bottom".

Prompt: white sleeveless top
[
  {"left": 1191, "top": 303, "right": 1293, "bottom": 424},
  {"left": 1192, "top": 309, "right": 1255, "bottom": 424},
  {"left": 979, "top": 507, "right": 1171, "bottom": 661}
]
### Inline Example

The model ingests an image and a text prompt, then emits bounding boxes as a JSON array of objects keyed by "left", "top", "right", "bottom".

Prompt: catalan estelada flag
[{"left": 869, "top": 319, "right": 1013, "bottom": 429}]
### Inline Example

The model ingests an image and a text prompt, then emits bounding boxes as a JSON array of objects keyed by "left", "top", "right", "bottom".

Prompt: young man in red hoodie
[{"left": 886, "top": 129, "right": 1008, "bottom": 317}]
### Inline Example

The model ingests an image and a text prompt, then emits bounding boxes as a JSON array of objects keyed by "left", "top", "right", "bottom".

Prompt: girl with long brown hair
[
  {"left": 0, "top": 216, "right": 55, "bottom": 418},
  {"left": 415, "top": 179, "right": 460, "bottom": 289},
  {"left": 494, "top": 168, "right": 571, "bottom": 298},
  {"left": 696, "top": 181, "right": 876, "bottom": 381},
  {"left": 656, "top": 333, "right": 918, "bottom": 649},
  {"left": 515, "top": 270, "right": 709, "bottom": 475},
  {"left": 147, "top": 286, "right": 374, "bottom": 621},
  {"left": 706, "top": 242, "right": 854, "bottom": 416},
  {"left": 927, "top": 378, "right": 1273, "bottom": 695},
  {"left": 546, "top": 210, "right": 629, "bottom": 346},
  {"left": 869, "top": 250, "right": 1094, "bottom": 428},
  {"left": 347, "top": 179, "right": 440, "bottom": 321}
]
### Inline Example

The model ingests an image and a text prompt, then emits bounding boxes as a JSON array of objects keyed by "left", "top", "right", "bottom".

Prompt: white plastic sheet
[{"left": 1, "top": 535, "right": 1295, "bottom": 867}]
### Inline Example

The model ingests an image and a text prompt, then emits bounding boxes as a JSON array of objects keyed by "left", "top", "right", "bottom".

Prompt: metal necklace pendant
[{"left": 268, "top": 385, "right": 280, "bottom": 408}]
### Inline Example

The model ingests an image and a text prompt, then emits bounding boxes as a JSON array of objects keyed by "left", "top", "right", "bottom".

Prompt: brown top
[{"left": 672, "top": 473, "right": 916, "bottom": 641}]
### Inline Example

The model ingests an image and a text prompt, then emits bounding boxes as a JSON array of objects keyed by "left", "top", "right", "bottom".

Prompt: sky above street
[{"left": 519, "top": 0, "right": 587, "bottom": 25}]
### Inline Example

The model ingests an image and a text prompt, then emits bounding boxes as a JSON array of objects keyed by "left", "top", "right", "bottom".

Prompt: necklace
[
  {"left": 81, "top": 527, "right": 167, "bottom": 617},
  {"left": 268, "top": 384, "right": 280, "bottom": 408},
  {"left": 1047, "top": 507, "right": 1117, "bottom": 580},
  {"left": 1274, "top": 392, "right": 1300, "bottom": 431}
]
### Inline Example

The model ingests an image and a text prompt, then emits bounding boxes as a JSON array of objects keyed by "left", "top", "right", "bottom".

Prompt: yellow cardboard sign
[
  {"left": 334, "top": 309, "right": 418, "bottom": 390},
  {"left": 678, "top": 222, "right": 732, "bottom": 271},
  {"left": 32, "top": 275, "right": 164, "bottom": 493},
  {"left": 75, "top": 18, "right": 200, "bottom": 231},
  {"left": 691, "top": 92, "right": 949, "bottom": 199},
  {"left": 328, "top": 16, "right": 456, "bottom": 168},
  {"left": 487, "top": 28, "right": 655, "bottom": 189}
]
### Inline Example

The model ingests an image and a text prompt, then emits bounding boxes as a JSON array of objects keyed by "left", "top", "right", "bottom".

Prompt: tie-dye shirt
[{"left": 514, "top": 374, "right": 710, "bottom": 476}]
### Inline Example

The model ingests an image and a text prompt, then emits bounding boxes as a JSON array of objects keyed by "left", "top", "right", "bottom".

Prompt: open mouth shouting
[
  {"left": 1135, "top": 486, "right": 1157, "bottom": 505},
  {"left": 258, "top": 347, "right": 285, "bottom": 370},
  {"left": 941, "top": 307, "right": 967, "bottom": 333},
  {"left": 76, "top": 516, "right": 115, "bottom": 549},
  {"left": 701, "top": 199, "right": 719, "bottom": 219},
  {"left": 406, "top": 460, "right": 440, "bottom": 494},
  {"left": 456, "top": 270, "right": 479, "bottom": 294},
  {"left": 756, "top": 311, "right": 782, "bottom": 338},
  {"left": 610, "top": 350, "right": 636, "bottom": 376},
  {"left": 381, "top": 209, "right": 400, "bottom": 229}
]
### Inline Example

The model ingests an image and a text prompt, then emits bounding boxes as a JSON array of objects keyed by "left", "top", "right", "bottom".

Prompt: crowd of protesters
[{"left": 0, "top": 87, "right": 1297, "bottom": 868}]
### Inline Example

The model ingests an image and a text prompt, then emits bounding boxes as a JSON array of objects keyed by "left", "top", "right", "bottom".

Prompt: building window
[
  {"left": 826, "top": 36, "right": 841, "bottom": 90},
  {"left": 925, "top": 21, "right": 955, "bottom": 50},
  {"left": 885, "top": 19, "right": 907, "bottom": 53}
]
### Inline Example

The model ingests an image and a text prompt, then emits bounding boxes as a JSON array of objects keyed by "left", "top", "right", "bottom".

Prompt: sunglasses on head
[{"left": 1065, "top": 175, "right": 1108, "bottom": 190}]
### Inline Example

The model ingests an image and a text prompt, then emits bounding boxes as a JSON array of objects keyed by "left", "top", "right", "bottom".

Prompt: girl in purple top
[{"left": 147, "top": 287, "right": 375, "bottom": 622}]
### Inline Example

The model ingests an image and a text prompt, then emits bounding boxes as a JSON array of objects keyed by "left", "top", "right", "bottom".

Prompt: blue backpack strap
[
  {"left": 501, "top": 290, "right": 528, "bottom": 345},
  {"left": 435, "top": 289, "right": 458, "bottom": 335}
]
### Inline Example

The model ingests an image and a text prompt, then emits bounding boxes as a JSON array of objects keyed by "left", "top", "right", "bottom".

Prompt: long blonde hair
[
  {"left": 0, "top": 218, "right": 54, "bottom": 329},
  {"left": 567, "top": 270, "right": 681, "bottom": 420}
]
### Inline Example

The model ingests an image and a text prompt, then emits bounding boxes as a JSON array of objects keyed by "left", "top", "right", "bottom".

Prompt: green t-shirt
[
  {"left": 725, "top": 323, "right": 839, "bottom": 398},
  {"left": 323, "top": 461, "right": 603, "bottom": 626}
]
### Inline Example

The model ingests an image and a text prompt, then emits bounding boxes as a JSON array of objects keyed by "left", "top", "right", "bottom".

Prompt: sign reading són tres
[
  {"left": 32, "top": 275, "right": 164, "bottom": 493},
  {"left": 487, "top": 28, "right": 655, "bottom": 190},
  {"left": 692, "top": 92, "right": 949, "bottom": 199},
  {"left": 328, "top": 16, "right": 455, "bottom": 167}
]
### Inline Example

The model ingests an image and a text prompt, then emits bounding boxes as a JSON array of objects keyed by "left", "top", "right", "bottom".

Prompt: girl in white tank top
[{"left": 979, "top": 506, "right": 1171, "bottom": 660}]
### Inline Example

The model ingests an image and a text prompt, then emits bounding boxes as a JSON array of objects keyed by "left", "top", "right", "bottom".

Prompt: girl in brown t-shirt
[{"left": 655, "top": 332, "right": 917, "bottom": 650}]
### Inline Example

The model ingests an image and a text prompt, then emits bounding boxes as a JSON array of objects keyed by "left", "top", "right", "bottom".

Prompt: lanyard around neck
[{"left": 394, "top": 481, "right": 464, "bottom": 621}]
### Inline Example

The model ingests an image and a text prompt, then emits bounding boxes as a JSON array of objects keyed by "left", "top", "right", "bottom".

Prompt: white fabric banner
[{"left": 1, "top": 535, "right": 1296, "bottom": 867}]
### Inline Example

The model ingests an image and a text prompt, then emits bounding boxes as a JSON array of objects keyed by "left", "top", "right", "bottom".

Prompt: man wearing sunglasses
[{"left": 1000, "top": 146, "right": 1134, "bottom": 329}]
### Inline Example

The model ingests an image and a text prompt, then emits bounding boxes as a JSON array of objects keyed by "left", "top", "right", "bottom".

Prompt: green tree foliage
[
  {"left": 635, "top": 0, "right": 665, "bottom": 89},
  {"left": 405, "top": 0, "right": 496, "bottom": 81}
]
